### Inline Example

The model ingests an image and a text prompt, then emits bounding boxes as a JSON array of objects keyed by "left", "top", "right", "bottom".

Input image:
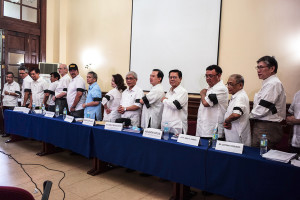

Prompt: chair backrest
[
  {"left": 0, "top": 180, "right": 53, "bottom": 200},
  {"left": 0, "top": 186, "right": 35, "bottom": 200}
]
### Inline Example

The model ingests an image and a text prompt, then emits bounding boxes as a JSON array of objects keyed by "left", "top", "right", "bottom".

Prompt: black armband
[
  {"left": 93, "top": 97, "right": 102, "bottom": 101},
  {"left": 135, "top": 99, "right": 141, "bottom": 103},
  {"left": 104, "top": 95, "right": 111, "bottom": 101},
  {"left": 142, "top": 96, "right": 151, "bottom": 108},
  {"left": 24, "top": 89, "right": 31, "bottom": 93},
  {"left": 259, "top": 99, "right": 277, "bottom": 114},
  {"left": 48, "top": 90, "right": 55, "bottom": 95},
  {"left": 233, "top": 107, "right": 244, "bottom": 115},
  {"left": 15, "top": 91, "right": 21, "bottom": 95},
  {"left": 76, "top": 88, "right": 85, "bottom": 92},
  {"left": 173, "top": 100, "right": 182, "bottom": 110},
  {"left": 208, "top": 94, "right": 218, "bottom": 105},
  {"left": 44, "top": 89, "right": 50, "bottom": 94},
  {"left": 63, "top": 88, "right": 67, "bottom": 92}
]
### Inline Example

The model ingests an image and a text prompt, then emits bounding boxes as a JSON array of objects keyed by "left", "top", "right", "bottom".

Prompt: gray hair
[
  {"left": 126, "top": 71, "right": 138, "bottom": 79},
  {"left": 88, "top": 71, "right": 98, "bottom": 81},
  {"left": 19, "top": 67, "right": 28, "bottom": 73},
  {"left": 229, "top": 74, "right": 244, "bottom": 86}
]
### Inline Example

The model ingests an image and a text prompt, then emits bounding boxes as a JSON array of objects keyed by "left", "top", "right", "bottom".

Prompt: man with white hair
[
  {"left": 53, "top": 64, "right": 71, "bottom": 114},
  {"left": 118, "top": 71, "right": 144, "bottom": 127}
]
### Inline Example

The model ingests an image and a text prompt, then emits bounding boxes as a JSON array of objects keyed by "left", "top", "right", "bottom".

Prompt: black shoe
[{"left": 2, "top": 134, "right": 10, "bottom": 137}]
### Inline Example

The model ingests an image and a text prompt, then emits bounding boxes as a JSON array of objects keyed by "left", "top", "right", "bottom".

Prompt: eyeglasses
[
  {"left": 169, "top": 76, "right": 178, "bottom": 80},
  {"left": 226, "top": 82, "right": 239, "bottom": 87},
  {"left": 19, "top": 73, "right": 25, "bottom": 75},
  {"left": 126, "top": 77, "right": 135, "bottom": 80},
  {"left": 204, "top": 74, "right": 218, "bottom": 78},
  {"left": 58, "top": 68, "right": 62, "bottom": 70},
  {"left": 255, "top": 65, "right": 269, "bottom": 70}
]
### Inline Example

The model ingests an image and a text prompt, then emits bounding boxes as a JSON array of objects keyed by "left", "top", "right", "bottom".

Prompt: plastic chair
[{"left": 0, "top": 180, "right": 52, "bottom": 200}]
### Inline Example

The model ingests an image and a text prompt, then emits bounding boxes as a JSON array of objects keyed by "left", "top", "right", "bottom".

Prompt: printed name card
[
  {"left": 104, "top": 122, "right": 123, "bottom": 131},
  {"left": 143, "top": 128, "right": 163, "bottom": 140},
  {"left": 13, "top": 107, "right": 31, "bottom": 114},
  {"left": 35, "top": 110, "right": 43, "bottom": 114},
  {"left": 13, "top": 107, "right": 23, "bottom": 112},
  {"left": 177, "top": 134, "right": 201, "bottom": 146},
  {"left": 215, "top": 141, "right": 244, "bottom": 154},
  {"left": 64, "top": 115, "right": 74, "bottom": 123},
  {"left": 44, "top": 111, "right": 55, "bottom": 118},
  {"left": 82, "top": 118, "right": 95, "bottom": 126}
]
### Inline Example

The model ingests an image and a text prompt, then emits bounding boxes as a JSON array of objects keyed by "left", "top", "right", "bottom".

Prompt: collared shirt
[
  {"left": 196, "top": 80, "right": 228, "bottom": 138},
  {"left": 67, "top": 74, "right": 87, "bottom": 111},
  {"left": 161, "top": 84, "right": 188, "bottom": 134},
  {"left": 288, "top": 90, "right": 300, "bottom": 147},
  {"left": 224, "top": 89, "right": 251, "bottom": 146},
  {"left": 102, "top": 87, "right": 122, "bottom": 122},
  {"left": 55, "top": 74, "right": 71, "bottom": 97},
  {"left": 31, "top": 77, "right": 48, "bottom": 107},
  {"left": 120, "top": 85, "right": 144, "bottom": 127},
  {"left": 46, "top": 81, "right": 59, "bottom": 106},
  {"left": 141, "top": 83, "right": 165, "bottom": 129},
  {"left": 84, "top": 82, "right": 102, "bottom": 120},
  {"left": 250, "top": 75, "right": 286, "bottom": 122},
  {"left": 21, "top": 75, "right": 33, "bottom": 105},
  {"left": 2, "top": 81, "right": 20, "bottom": 107}
]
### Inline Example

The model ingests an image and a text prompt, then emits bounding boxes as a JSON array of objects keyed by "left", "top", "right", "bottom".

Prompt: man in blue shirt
[{"left": 82, "top": 71, "right": 102, "bottom": 120}]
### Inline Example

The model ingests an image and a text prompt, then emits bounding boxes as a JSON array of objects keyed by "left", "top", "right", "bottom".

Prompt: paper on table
[
  {"left": 291, "top": 159, "right": 300, "bottom": 167},
  {"left": 262, "top": 150, "right": 296, "bottom": 163}
]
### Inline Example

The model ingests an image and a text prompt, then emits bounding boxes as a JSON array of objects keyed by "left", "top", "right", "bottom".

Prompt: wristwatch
[{"left": 124, "top": 107, "right": 127, "bottom": 111}]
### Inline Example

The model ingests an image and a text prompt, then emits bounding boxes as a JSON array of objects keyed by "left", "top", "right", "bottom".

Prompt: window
[{"left": 3, "top": 0, "right": 39, "bottom": 23}]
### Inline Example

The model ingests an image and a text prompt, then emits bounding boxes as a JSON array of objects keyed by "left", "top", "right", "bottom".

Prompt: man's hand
[
  {"left": 28, "top": 104, "right": 32, "bottom": 109},
  {"left": 4, "top": 91, "right": 9, "bottom": 95},
  {"left": 200, "top": 89, "right": 207, "bottom": 97},
  {"left": 118, "top": 106, "right": 125, "bottom": 114},
  {"left": 287, "top": 116, "right": 297, "bottom": 125},
  {"left": 82, "top": 103, "right": 86, "bottom": 109},
  {"left": 70, "top": 106, "right": 75, "bottom": 112},
  {"left": 223, "top": 122, "right": 232, "bottom": 130},
  {"left": 105, "top": 108, "right": 112, "bottom": 114},
  {"left": 161, "top": 97, "right": 167, "bottom": 102},
  {"left": 52, "top": 96, "right": 56, "bottom": 101},
  {"left": 139, "top": 99, "right": 144, "bottom": 105}
]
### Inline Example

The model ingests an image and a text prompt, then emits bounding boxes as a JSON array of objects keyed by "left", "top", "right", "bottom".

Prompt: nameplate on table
[
  {"left": 64, "top": 115, "right": 74, "bottom": 123},
  {"left": 215, "top": 141, "right": 244, "bottom": 154},
  {"left": 13, "top": 107, "right": 30, "bottom": 114},
  {"left": 82, "top": 118, "right": 95, "bottom": 126},
  {"left": 35, "top": 110, "right": 43, "bottom": 114},
  {"left": 177, "top": 134, "right": 201, "bottom": 146},
  {"left": 44, "top": 111, "right": 55, "bottom": 118},
  {"left": 143, "top": 128, "right": 162, "bottom": 140},
  {"left": 104, "top": 122, "right": 123, "bottom": 131}
]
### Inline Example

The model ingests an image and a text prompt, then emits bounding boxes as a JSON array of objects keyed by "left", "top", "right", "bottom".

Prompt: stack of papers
[
  {"left": 262, "top": 150, "right": 297, "bottom": 163},
  {"left": 291, "top": 159, "right": 300, "bottom": 167}
]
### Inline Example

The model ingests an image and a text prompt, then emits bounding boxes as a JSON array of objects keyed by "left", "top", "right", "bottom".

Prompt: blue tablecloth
[
  {"left": 4, "top": 110, "right": 93, "bottom": 157},
  {"left": 4, "top": 110, "right": 300, "bottom": 200}
]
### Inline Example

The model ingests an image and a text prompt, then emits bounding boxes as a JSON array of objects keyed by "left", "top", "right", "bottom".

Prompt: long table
[{"left": 4, "top": 110, "right": 300, "bottom": 200}]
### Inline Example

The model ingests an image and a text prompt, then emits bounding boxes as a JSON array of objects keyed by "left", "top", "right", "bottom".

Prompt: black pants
[
  {"left": 71, "top": 109, "right": 84, "bottom": 118},
  {"left": 48, "top": 105, "right": 56, "bottom": 112},
  {"left": 0, "top": 106, "right": 15, "bottom": 134},
  {"left": 55, "top": 98, "right": 68, "bottom": 114}
]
